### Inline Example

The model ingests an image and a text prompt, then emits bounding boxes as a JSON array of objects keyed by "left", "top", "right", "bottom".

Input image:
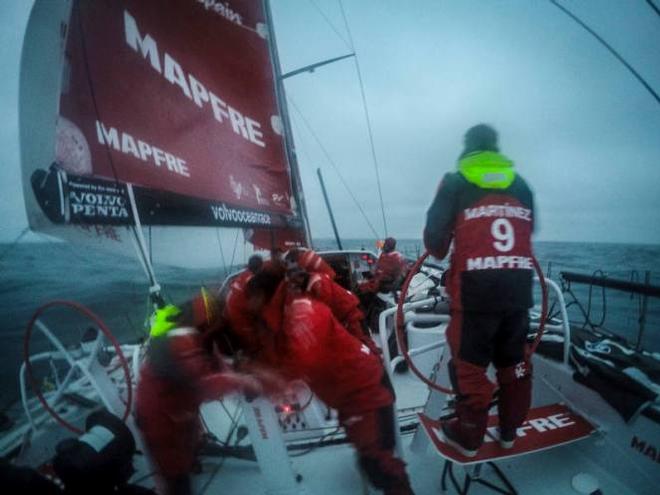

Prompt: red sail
[{"left": 51, "top": 0, "right": 297, "bottom": 228}]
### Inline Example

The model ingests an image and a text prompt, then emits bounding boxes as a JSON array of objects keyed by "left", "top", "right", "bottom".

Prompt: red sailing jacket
[
  {"left": 270, "top": 296, "right": 392, "bottom": 417},
  {"left": 297, "top": 249, "right": 336, "bottom": 279},
  {"left": 224, "top": 269, "right": 261, "bottom": 353},
  {"left": 307, "top": 272, "right": 365, "bottom": 338},
  {"left": 374, "top": 251, "right": 407, "bottom": 286},
  {"left": 424, "top": 152, "right": 535, "bottom": 311},
  {"left": 136, "top": 329, "right": 250, "bottom": 476}
]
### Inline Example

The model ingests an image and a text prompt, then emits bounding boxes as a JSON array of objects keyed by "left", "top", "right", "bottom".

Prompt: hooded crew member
[{"left": 423, "top": 124, "right": 535, "bottom": 457}]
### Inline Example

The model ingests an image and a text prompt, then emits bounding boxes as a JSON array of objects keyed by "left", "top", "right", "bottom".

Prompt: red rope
[
  {"left": 395, "top": 252, "right": 548, "bottom": 395},
  {"left": 24, "top": 300, "right": 133, "bottom": 434}
]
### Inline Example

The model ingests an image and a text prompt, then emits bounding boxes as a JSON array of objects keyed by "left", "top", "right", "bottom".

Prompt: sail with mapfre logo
[{"left": 20, "top": 0, "right": 307, "bottom": 263}]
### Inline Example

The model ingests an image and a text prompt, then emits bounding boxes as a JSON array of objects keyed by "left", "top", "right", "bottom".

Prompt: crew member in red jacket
[
  {"left": 424, "top": 124, "right": 535, "bottom": 457},
  {"left": 136, "top": 299, "right": 262, "bottom": 495},
  {"left": 287, "top": 247, "right": 337, "bottom": 279},
  {"left": 373, "top": 237, "right": 408, "bottom": 291},
  {"left": 359, "top": 238, "right": 408, "bottom": 295},
  {"left": 245, "top": 271, "right": 415, "bottom": 495},
  {"left": 283, "top": 250, "right": 368, "bottom": 341},
  {"left": 223, "top": 254, "right": 273, "bottom": 355}
]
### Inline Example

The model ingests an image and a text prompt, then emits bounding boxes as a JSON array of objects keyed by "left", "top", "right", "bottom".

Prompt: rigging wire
[
  {"left": 646, "top": 0, "right": 660, "bottom": 19},
  {"left": 289, "top": 98, "right": 380, "bottom": 239},
  {"left": 199, "top": 401, "right": 243, "bottom": 495},
  {"left": 77, "top": 3, "right": 160, "bottom": 290},
  {"left": 549, "top": 0, "right": 660, "bottom": 106},
  {"left": 148, "top": 226, "right": 153, "bottom": 266},
  {"left": 292, "top": 118, "right": 369, "bottom": 243},
  {"left": 216, "top": 228, "right": 229, "bottom": 279},
  {"left": 307, "top": 0, "right": 352, "bottom": 49},
  {"left": 338, "top": 0, "right": 389, "bottom": 237},
  {"left": 228, "top": 229, "right": 240, "bottom": 272}
]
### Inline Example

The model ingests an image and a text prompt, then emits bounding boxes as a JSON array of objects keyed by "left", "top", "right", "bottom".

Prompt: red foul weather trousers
[
  {"left": 446, "top": 309, "right": 532, "bottom": 448},
  {"left": 339, "top": 374, "right": 414, "bottom": 495}
]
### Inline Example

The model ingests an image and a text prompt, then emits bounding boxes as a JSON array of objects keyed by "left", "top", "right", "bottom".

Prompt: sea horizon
[{"left": 1, "top": 238, "right": 658, "bottom": 407}]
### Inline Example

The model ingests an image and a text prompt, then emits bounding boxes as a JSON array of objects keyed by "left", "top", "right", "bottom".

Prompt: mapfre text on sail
[{"left": 124, "top": 10, "right": 265, "bottom": 148}]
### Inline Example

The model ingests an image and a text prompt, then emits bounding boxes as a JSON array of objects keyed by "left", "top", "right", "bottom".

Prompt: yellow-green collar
[{"left": 458, "top": 151, "right": 515, "bottom": 189}]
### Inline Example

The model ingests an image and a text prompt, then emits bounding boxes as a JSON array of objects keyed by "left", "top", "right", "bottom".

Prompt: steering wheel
[
  {"left": 23, "top": 300, "right": 133, "bottom": 434},
  {"left": 395, "top": 252, "right": 548, "bottom": 394}
]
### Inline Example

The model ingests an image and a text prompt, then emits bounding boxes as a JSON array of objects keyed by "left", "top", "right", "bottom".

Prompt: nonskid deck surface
[
  {"left": 6, "top": 334, "right": 655, "bottom": 494},
  {"left": 143, "top": 370, "right": 642, "bottom": 495},
  {"left": 4, "top": 364, "right": 651, "bottom": 494},
  {"left": 183, "top": 428, "right": 641, "bottom": 495}
]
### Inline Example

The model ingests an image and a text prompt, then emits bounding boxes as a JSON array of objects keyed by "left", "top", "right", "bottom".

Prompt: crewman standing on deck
[
  {"left": 423, "top": 124, "right": 536, "bottom": 457},
  {"left": 359, "top": 238, "right": 409, "bottom": 296},
  {"left": 373, "top": 237, "right": 409, "bottom": 292}
]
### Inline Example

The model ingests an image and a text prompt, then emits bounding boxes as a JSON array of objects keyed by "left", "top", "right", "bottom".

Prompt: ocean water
[{"left": 1, "top": 239, "right": 659, "bottom": 408}]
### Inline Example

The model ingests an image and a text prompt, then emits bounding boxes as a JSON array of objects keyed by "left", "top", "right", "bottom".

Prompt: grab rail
[
  {"left": 379, "top": 276, "right": 572, "bottom": 374},
  {"left": 537, "top": 276, "right": 571, "bottom": 365}
]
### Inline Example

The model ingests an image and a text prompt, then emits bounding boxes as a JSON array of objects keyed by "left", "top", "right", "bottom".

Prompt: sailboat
[{"left": 2, "top": 1, "right": 659, "bottom": 494}]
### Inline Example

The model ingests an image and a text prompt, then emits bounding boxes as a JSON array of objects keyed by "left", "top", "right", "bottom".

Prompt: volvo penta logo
[
  {"left": 67, "top": 180, "right": 130, "bottom": 220},
  {"left": 70, "top": 190, "right": 129, "bottom": 219}
]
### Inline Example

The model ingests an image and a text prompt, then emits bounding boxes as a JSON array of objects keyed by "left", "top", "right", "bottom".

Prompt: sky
[{"left": 1, "top": 0, "right": 660, "bottom": 246}]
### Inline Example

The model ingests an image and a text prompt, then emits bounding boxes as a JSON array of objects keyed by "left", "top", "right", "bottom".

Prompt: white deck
[
  {"left": 183, "top": 402, "right": 641, "bottom": 495},
  {"left": 126, "top": 367, "right": 649, "bottom": 495}
]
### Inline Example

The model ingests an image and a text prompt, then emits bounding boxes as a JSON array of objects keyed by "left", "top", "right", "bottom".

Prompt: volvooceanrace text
[{"left": 210, "top": 203, "right": 272, "bottom": 226}]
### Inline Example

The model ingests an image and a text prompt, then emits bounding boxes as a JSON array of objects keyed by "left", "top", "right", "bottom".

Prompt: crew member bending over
[
  {"left": 245, "top": 271, "right": 415, "bottom": 495},
  {"left": 284, "top": 250, "right": 370, "bottom": 342},
  {"left": 137, "top": 297, "right": 262, "bottom": 495}
]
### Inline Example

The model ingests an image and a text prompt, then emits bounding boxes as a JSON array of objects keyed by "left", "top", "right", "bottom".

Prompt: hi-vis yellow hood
[{"left": 458, "top": 151, "right": 515, "bottom": 189}]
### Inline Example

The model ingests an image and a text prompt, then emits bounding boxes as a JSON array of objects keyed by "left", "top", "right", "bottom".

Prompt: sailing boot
[
  {"left": 439, "top": 405, "right": 489, "bottom": 457},
  {"left": 496, "top": 360, "right": 532, "bottom": 449}
]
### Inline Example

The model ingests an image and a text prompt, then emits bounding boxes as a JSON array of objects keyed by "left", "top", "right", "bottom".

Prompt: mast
[
  {"left": 263, "top": 0, "right": 313, "bottom": 248},
  {"left": 316, "top": 168, "right": 343, "bottom": 250}
]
